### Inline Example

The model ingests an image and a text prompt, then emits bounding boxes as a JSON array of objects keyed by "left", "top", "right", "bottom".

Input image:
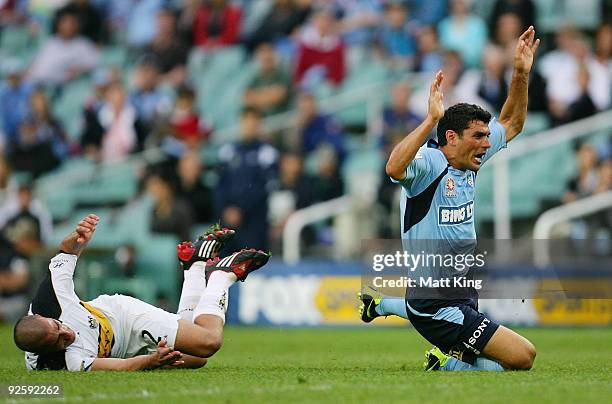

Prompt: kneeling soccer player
[
  {"left": 13, "top": 214, "right": 270, "bottom": 371},
  {"left": 359, "top": 27, "right": 541, "bottom": 371}
]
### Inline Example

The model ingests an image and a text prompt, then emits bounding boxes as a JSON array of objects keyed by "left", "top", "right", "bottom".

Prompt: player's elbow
[{"left": 385, "top": 160, "right": 404, "bottom": 181}]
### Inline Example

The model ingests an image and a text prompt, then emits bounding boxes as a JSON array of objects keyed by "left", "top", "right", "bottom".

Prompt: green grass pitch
[{"left": 1, "top": 325, "right": 611, "bottom": 403}]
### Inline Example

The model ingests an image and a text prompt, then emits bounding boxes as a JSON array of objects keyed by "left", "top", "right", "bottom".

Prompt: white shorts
[{"left": 88, "top": 294, "right": 181, "bottom": 358}]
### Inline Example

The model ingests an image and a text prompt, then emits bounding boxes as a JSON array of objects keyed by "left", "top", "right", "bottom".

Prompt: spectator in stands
[
  {"left": 295, "top": 8, "right": 346, "bottom": 87},
  {"left": 0, "top": 156, "right": 15, "bottom": 206},
  {"left": 562, "top": 143, "right": 601, "bottom": 204},
  {"left": 593, "top": 24, "right": 611, "bottom": 81},
  {"left": 562, "top": 143, "right": 611, "bottom": 251},
  {"left": 142, "top": 8, "right": 189, "bottom": 87},
  {"left": 177, "top": 150, "right": 214, "bottom": 225},
  {"left": 168, "top": 86, "right": 211, "bottom": 149},
  {"left": 27, "top": 11, "right": 100, "bottom": 87},
  {"left": 540, "top": 27, "right": 610, "bottom": 126},
  {"left": 291, "top": 91, "right": 346, "bottom": 163},
  {"left": 243, "top": 43, "right": 293, "bottom": 117},
  {"left": 0, "top": 180, "right": 52, "bottom": 258},
  {"left": 476, "top": 44, "right": 507, "bottom": 112},
  {"left": 125, "top": 0, "right": 166, "bottom": 49},
  {"left": 409, "top": 50, "right": 492, "bottom": 117},
  {"left": 193, "top": 0, "right": 242, "bottom": 49},
  {"left": 414, "top": 25, "right": 443, "bottom": 73},
  {"left": 438, "top": 0, "right": 487, "bottom": 68},
  {"left": 380, "top": 82, "right": 421, "bottom": 152},
  {"left": 595, "top": 159, "right": 612, "bottom": 194},
  {"left": 28, "top": 89, "right": 70, "bottom": 161},
  {"left": 10, "top": 90, "right": 68, "bottom": 178},
  {"left": 130, "top": 57, "right": 172, "bottom": 131},
  {"left": 269, "top": 152, "right": 314, "bottom": 251},
  {"left": 80, "top": 81, "right": 146, "bottom": 163},
  {"left": 311, "top": 144, "right": 343, "bottom": 202},
  {"left": 329, "top": 0, "right": 383, "bottom": 48},
  {"left": 145, "top": 169, "right": 194, "bottom": 242},
  {"left": 51, "top": 0, "right": 108, "bottom": 44},
  {"left": 0, "top": 0, "right": 27, "bottom": 27},
  {"left": 376, "top": 2, "right": 417, "bottom": 71},
  {"left": 0, "top": 59, "right": 33, "bottom": 152},
  {"left": 243, "top": 0, "right": 312, "bottom": 53},
  {"left": 0, "top": 236, "right": 29, "bottom": 323},
  {"left": 215, "top": 108, "right": 278, "bottom": 252},
  {"left": 488, "top": 0, "right": 535, "bottom": 34},
  {"left": 491, "top": 12, "right": 523, "bottom": 49},
  {"left": 176, "top": 0, "right": 201, "bottom": 45},
  {"left": 10, "top": 118, "right": 61, "bottom": 178},
  {"left": 408, "top": 0, "right": 448, "bottom": 26}
]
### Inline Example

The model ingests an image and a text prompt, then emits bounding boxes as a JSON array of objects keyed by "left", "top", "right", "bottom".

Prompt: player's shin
[
  {"left": 376, "top": 298, "right": 408, "bottom": 319},
  {"left": 177, "top": 261, "right": 207, "bottom": 322}
]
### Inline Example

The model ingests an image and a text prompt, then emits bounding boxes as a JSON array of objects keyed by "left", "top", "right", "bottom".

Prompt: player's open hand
[
  {"left": 149, "top": 339, "right": 184, "bottom": 369},
  {"left": 76, "top": 214, "right": 100, "bottom": 244},
  {"left": 514, "top": 26, "right": 540, "bottom": 74},
  {"left": 427, "top": 70, "right": 445, "bottom": 122},
  {"left": 59, "top": 214, "right": 100, "bottom": 256}
]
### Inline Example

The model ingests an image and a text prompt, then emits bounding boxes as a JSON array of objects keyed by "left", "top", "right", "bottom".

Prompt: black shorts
[{"left": 406, "top": 299, "right": 499, "bottom": 365}]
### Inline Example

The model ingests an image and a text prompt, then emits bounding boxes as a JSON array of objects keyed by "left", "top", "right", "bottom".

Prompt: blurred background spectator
[
  {"left": 243, "top": 42, "right": 293, "bottom": 117},
  {"left": 242, "top": 0, "right": 311, "bottom": 53},
  {"left": 27, "top": 11, "right": 100, "bottom": 87},
  {"left": 80, "top": 81, "right": 146, "bottom": 162},
  {"left": 438, "top": 0, "right": 487, "bottom": 68},
  {"left": 193, "top": 0, "right": 243, "bottom": 49},
  {"left": 290, "top": 91, "right": 346, "bottom": 162},
  {"left": 0, "top": 235, "right": 29, "bottom": 323},
  {"left": 295, "top": 8, "right": 346, "bottom": 87},
  {"left": 145, "top": 169, "right": 193, "bottom": 242},
  {"left": 215, "top": 108, "right": 278, "bottom": 252},
  {"left": 0, "top": 180, "right": 52, "bottom": 258}
]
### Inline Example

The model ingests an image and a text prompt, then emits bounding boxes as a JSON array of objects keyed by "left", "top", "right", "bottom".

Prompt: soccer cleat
[
  {"left": 358, "top": 287, "right": 382, "bottom": 323},
  {"left": 205, "top": 248, "right": 271, "bottom": 282},
  {"left": 423, "top": 347, "right": 450, "bottom": 371},
  {"left": 177, "top": 224, "right": 236, "bottom": 271}
]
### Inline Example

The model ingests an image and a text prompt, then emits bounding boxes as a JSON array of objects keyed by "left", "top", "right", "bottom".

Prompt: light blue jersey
[{"left": 392, "top": 117, "right": 507, "bottom": 247}]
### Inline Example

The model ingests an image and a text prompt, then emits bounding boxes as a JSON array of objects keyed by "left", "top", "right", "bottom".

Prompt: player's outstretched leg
[
  {"left": 358, "top": 287, "right": 409, "bottom": 322},
  {"left": 174, "top": 249, "right": 271, "bottom": 358},
  {"left": 176, "top": 225, "right": 236, "bottom": 322}
]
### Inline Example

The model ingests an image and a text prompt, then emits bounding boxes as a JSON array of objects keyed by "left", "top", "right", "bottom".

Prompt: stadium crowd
[{"left": 0, "top": 0, "right": 610, "bottom": 320}]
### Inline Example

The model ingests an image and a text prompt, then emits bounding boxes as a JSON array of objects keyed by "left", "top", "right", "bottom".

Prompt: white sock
[
  {"left": 193, "top": 271, "right": 237, "bottom": 324},
  {"left": 177, "top": 261, "right": 206, "bottom": 322}
]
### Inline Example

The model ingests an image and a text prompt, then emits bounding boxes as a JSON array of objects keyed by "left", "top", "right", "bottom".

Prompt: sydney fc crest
[{"left": 445, "top": 177, "right": 457, "bottom": 197}]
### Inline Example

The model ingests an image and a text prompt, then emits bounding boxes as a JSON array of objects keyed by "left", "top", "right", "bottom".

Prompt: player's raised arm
[
  {"left": 386, "top": 71, "right": 445, "bottom": 181},
  {"left": 59, "top": 214, "right": 99, "bottom": 257},
  {"left": 498, "top": 26, "right": 540, "bottom": 143}
]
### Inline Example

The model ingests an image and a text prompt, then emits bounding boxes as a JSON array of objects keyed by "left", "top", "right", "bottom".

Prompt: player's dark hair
[
  {"left": 437, "top": 103, "right": 491, "bottom": 146},
  {"left": 14, "top": 315, "right": 48, "bottom": 353}
]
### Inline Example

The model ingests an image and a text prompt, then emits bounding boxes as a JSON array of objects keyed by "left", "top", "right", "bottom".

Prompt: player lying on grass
[
  {"left": 359, "top": 27, "right": 540, "bottom": 371},
  {"left": 13, "top": 214, "right": 270, "bottom": 371}
]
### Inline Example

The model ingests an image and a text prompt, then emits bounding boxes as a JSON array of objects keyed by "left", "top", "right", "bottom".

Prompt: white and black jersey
[{"left": 26, "top": 253, "right": 181, "bottom": 372}]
